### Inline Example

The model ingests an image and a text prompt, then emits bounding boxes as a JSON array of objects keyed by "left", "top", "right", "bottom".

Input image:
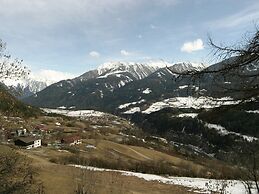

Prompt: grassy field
[{"left": 19, "top": 148, "right": 196, "bottom": 194}]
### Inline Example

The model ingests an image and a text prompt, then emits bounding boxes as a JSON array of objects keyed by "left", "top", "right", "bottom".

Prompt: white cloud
[
  {"left": 31, "top": 69, "right": 76, "bottom": 84},
  {"left": 120, "top": 49, "right": 131, "bottom": 56},
  {"left": 89, "top": 51, "right": 100, "bottom": 58},
  {"left": 181, "top": 39, "right": 204, "bottom": 53}
]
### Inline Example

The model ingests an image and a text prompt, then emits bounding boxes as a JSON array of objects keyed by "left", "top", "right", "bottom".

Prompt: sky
[{"left": 0, "top": 0, "right": 259, "bottom": 81}]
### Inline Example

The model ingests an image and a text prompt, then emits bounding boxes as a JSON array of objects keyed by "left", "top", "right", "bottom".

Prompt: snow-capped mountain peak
[
  {"left": 170, "top": 62, "right": 207, "bottom": 73},
  {"left": 97, "top": 61, "right": 168, "bottom": 80},
  {"left": 144, "top": 60, "right": 174, "bottom": 69},
  {"left": 1, "top": 76, "right": 48, "bottom": 99}
]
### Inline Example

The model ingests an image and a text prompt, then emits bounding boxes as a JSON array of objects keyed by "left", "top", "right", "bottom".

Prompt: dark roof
[{"left": 15, "top": 137, "right": 40, "bottom": 144}]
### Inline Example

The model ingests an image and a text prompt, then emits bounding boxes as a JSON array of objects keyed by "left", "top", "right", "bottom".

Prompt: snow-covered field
[
  {"left": 177, "top": 113, "right": 198, "bottom": 118},
  {"left": 118, "top": 99, "right": 146, "bottom": 109},
  {"left": 142, "top": 88, "right": 152, "bottom": 94},
  {"left": 43, "top": 108, "right": 106, "bottom": 118},
  {"left": 123, "top": 107, "right": 141, "bottom": 114},
  {"left": 142, "top": 96, "right": 239, "bottom": 114},
  {"left": 70, "top": 164, "right": 257, "bottom": 194},
  {"left": 246, "top": 110, "right": 259, "bottom": 114},
  {"left": 119, "top": 96, "right": 238, "bottom": 115},
  {"left": 204, "top": 122, "right": 258, "bottom": 142}
]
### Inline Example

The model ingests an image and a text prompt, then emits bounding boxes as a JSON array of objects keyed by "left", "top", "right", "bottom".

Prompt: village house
[
  {"left": 61, "top": 136, "right": 82, "bottom": 146},
  {"left": 4, "top": 128, "right": 27, "bottom": 140},
  {"left": 16, "top": 128, "right": 27, "bottom": 136},
  {"left": 14, "top": 137, "right": 41, "bottom": 149}
]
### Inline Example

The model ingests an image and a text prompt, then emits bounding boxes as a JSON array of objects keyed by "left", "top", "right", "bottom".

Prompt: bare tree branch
[
  {"left": 0, "top": 39, "right": 30, "bottom": 82},
  {"left": 167, "top": 28, "right": 259, "bottom": 102}
]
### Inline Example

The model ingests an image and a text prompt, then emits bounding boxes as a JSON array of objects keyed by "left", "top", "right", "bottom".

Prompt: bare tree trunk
[{"left": 243, "top": 181, "right": 252, "bottom": 194}]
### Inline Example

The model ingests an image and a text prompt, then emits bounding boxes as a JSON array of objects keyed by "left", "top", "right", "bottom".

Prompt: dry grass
[{"left": 22, "top": 151, "right": 196, "bottom": 194}]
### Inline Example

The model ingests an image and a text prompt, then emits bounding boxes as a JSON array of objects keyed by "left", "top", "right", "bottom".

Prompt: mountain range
[
  {"left": 2, "top": 78, "right": 48, "bottom": 99},
  {"left": 22, "top": 61, "right": 207, "bottom": 112}
]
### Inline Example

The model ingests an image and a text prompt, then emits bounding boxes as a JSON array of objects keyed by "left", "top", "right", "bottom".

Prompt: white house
[{"left": 14, "top": 137, "right": 42, "bottom": 149}]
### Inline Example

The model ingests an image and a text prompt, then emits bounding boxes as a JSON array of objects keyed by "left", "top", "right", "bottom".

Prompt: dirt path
[{"left": 128, "top": 147, "right": 152, "bottom": 160}]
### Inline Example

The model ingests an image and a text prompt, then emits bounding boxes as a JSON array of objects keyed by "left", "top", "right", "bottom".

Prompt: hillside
[
  {"left": 0, "top": 84, "right": 41, "bottom": 118},
  {"left": 1, "top": 93, "right": 258, "bottom": 193},
  {"left": 0, "top": 109, "right": 248, "bottom": 193}
]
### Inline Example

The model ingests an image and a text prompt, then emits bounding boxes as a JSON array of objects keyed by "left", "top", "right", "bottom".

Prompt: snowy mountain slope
[
  {"left": 97, "top": 61, "right": 172, "bottom": 79},
  {"left": 0, "top": 69, "right": 77, "bottom": 98},
  {"left": 23, "top": 61, "right": 207, "bottom": 110},
  {"left": 1, "top": 77, "right": 48, "bottom": 99},
  {"left": 169, "top": 62, "right": 207, "bottom": 73}
]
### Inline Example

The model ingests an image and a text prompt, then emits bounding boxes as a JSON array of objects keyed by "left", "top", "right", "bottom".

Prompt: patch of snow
[
  {"left": 123, "top": 107, "right": 141, "bottom": 114},
  {"left": 204, "top": 123, "right": 229, "bottom": 135},
  {"left": 142, "top": 97, "right": 239, "bottom": 114},
  {"left": 177, "top": 113, "right": 198, "bottom": 118},
  {"left": 150, "top": 136, "right": 168, "bottom": 144},
  {"left": 97, "top": 70, "right": 126, "bottom": 79},
  {"left": 142, "top": 88, "right": 152, "bottom": 94},
  {"left": 55, "top": 122, "right": 61, "bottom": 126},
  {"left": 118, "top": 80, "right": 126, "bottom": 88},
  {"left": 43, "top": 109, "right": 107, "bottom": 118},
  {"left": 86, "top": 144, "right": 96, "bottom": 149},
  {"left": 246, "top": 110, "right": 259, "bottom": 114},
  {"left": 70, "top": 165, "right": 257, "bottom": 194},
  {"left": 118, "top": 99, "right": 146, "bottom": 109},
  {"left": 57, "top": 106, "right": 67, "bottom": 110},
  {"left": 143, "top": 101, "right": 169, "bottom": 114},
  {"left": 99, "top": 90, "right": 104, "bottom": 98},
  {"left": 179, "top": 85, "right": 189, "bottom": 89},
  {"left": 204, "top": 122, "right": 258, "bottom": 142}
]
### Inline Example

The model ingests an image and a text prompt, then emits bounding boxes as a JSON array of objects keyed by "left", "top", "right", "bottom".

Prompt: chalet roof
[{"left": 15, "top": 137, "right": 40, "bottom": 144}]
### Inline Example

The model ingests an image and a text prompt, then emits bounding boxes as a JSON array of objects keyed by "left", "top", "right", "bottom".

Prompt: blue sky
[{"left": 0, "top": 0, "right": 259, "bottom": 80}]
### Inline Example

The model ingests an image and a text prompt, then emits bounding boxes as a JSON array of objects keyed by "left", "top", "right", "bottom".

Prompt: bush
[
  {"left": 0, "top": 145, "right": 43, "bottom": 193},
  {"left": 51, "top": 154, "right": 205, "bottom": 177}
]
